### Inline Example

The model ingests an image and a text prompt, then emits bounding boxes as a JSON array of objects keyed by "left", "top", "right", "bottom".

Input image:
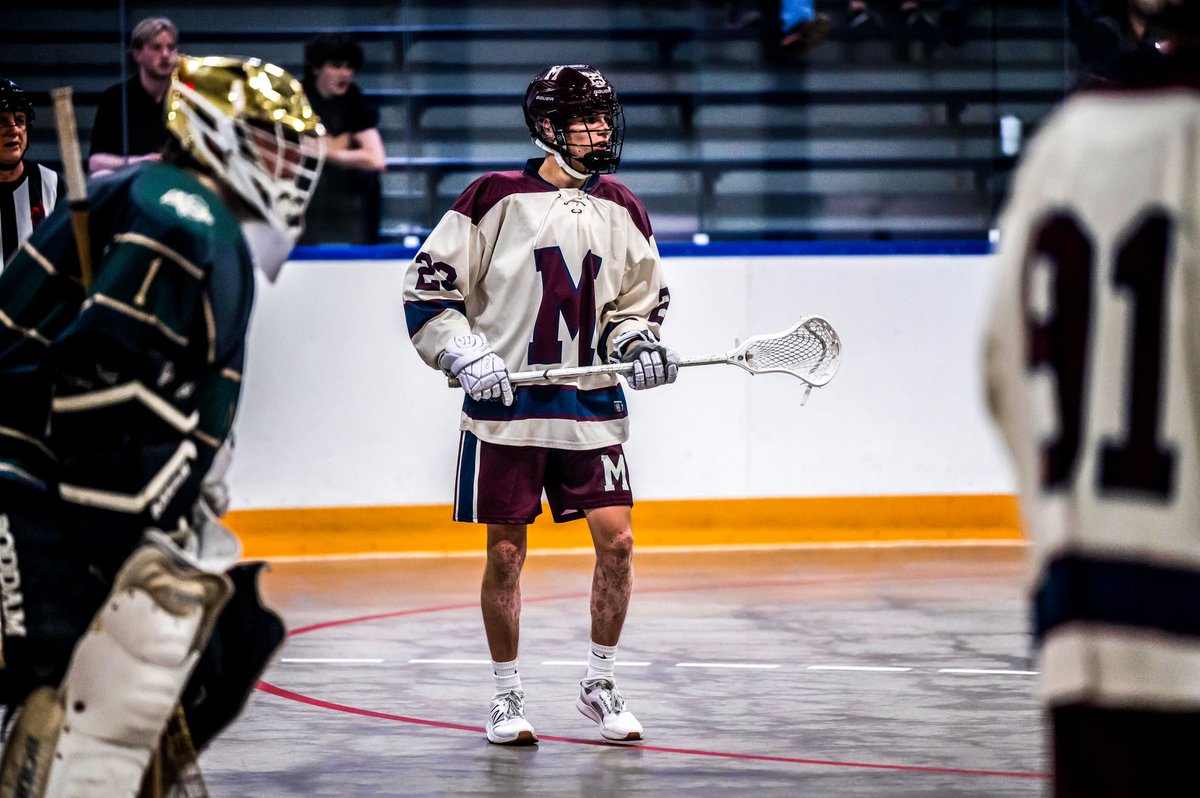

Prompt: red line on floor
[
  {"left": 256, "top": 681, "right": 1045, "bottom": 779},
  {"left": 261, "top": 575, "right": 1047, "bottom": 780}
]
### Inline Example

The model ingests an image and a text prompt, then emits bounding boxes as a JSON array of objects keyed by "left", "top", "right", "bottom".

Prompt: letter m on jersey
[
  {"left": 528, "top": 247, "right": 603, "bottom": 366},
  {"left": 601, "top": 454, "right": 628, "bottom": 492}
]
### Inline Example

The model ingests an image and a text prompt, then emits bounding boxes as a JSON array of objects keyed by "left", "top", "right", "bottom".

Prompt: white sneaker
[
  {"left": 486, "top": 689, "right": 538, "bottom": 745},
  {"left": 576, "top": 678, "right": 644, "bottom": 743}
]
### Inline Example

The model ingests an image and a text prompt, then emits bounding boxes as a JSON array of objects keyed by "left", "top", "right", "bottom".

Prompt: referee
[{"left": 0, "top": 79, "right": 58, "bottom": 268}]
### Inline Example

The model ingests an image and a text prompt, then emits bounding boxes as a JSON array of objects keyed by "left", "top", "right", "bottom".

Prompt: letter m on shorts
[
  {"left": 528, "top": 247, "right": 603, "bottom": 366},
  {"left": 601, "top": 454, "right": 628, "bottom": 492}
]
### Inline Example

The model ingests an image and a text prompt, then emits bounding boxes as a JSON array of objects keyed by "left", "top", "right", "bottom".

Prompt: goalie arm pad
[{"left": 46, "top": 242, "right": 218, "bottom": 536}]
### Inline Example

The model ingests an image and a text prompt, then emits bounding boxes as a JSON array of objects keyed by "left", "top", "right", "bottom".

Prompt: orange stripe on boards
[
  {"left": 225, "top": 495, "right": 1023, "bottom": 559},
  {"left": 226, "top": 504, "right": 471, "bottom": 559},
  {"left": 633, "top": 494, "right": 1022, "bottom": 548}
]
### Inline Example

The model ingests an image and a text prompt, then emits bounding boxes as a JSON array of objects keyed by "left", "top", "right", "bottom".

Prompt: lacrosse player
[
  {"left": 404, "top": 64, "right": 677, "bottom": 745},
  {"left": 0, "top": 55, "right": 324, "bottom": 795},
  {"left": 985, "top": 3, "right": 1200, "bottom": 793}
]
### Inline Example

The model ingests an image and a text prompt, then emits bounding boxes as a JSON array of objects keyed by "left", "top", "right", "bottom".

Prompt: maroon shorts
[{"left": 453, "top": 431, "right": 634, "bottom": 524}]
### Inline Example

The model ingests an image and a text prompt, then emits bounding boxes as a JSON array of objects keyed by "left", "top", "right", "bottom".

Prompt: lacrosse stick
[
  {"left": 450, "top": 316, "right": 841, "bottom": 402},
  {"left": 51, "top": 86, "right": 93, "bottom": 289}
]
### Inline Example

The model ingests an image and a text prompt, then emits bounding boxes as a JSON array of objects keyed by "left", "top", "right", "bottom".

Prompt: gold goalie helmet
[{"left": 166, "top": 55, "right": 325, "bottom": 243}]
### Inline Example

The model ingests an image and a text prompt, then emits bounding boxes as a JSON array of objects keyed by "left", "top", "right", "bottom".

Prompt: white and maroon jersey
[
  {"left": 985, "top": 54, "right": 1200, "bottom": 709},
  {"left": 404, "top": 158, "right": 670, "bottom": 449}
]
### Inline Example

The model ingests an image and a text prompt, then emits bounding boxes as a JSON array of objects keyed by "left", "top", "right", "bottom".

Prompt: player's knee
[
  {"left": 596, "top": 528, "right": 634, "bottom": 562},
  {"left": 486, "top": 538, "right": 526, "bottom": 583}
]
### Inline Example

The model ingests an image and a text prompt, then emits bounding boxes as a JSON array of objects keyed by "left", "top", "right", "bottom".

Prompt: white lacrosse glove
[
  {"left": 438, "top": 333, "right": 515, "bottom": 406},
  {"left": 613, "top": 329, "right": 680, "bottom": 391}
]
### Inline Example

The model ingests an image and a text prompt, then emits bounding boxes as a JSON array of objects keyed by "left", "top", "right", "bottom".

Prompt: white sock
[
  {"left": 492, "top": 658, "right": 521, "bottom": 693},
  {"left": 586, "top": 641, "right": 618, "bottom": 681}
]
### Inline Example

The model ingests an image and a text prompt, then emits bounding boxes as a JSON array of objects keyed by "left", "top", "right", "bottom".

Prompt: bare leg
[
  {"left": 584, "top": 506, "right": 634, "bottom": 647},
  {"left": 481, "top": 524, "right": 527, "bottom": 662}
]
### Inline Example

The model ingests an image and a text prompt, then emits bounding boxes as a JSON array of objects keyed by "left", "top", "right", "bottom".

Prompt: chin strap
[{"left": 533, "top": 137, "right": 593, "bottom": 181}]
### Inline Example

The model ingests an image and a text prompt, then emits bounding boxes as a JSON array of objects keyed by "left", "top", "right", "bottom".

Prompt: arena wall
[{"left": 225, "top": 254, "right": 1024, "bottom": 555}]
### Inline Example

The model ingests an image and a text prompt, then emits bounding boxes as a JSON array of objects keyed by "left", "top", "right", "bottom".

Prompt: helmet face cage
[
  {"left": 0, "top": 79, "right": 34, "bottom": 124},
  {"left": 166, "top": 56, "right": 325, "bottom": 243},
  {"left": 234, "top": 118, "right": 324, "bottom": 236},
  {"left": 524, "top": 65, "right": 625, "bottom": 174}
]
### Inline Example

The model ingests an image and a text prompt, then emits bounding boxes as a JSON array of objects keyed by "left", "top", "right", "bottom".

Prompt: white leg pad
[
  {"left": 41, "top": 538, "right": 232, "bottom": 798},
  {"left": 0, "top": 686, "right": 65, "bottom": 797}
]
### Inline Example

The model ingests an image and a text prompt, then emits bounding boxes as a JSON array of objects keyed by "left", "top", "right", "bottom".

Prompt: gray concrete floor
[{"left": 201, "top": 544, "right": 1046, "bottom": 797}]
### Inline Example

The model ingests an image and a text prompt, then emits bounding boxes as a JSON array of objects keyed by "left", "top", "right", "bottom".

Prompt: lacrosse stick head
[{"left": 727, "top": 316, "right": 841, "bottom": 386}]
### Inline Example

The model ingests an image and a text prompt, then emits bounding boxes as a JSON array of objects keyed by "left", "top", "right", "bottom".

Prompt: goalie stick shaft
[{"left": 51, "top": 86, "right": 93, "bottom": 289}]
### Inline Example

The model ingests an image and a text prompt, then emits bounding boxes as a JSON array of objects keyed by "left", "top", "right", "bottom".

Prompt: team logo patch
[
  {"left": 600, "top": 454, "right": 628, "bottom": 492},
  {"left": 160, "top": 188, "right": 215, "bottom": 226}
]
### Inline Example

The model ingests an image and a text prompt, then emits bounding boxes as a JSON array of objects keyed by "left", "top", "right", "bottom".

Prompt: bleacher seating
[{"left": 8, "top": 0, "right": 1074, "bottom": 242}]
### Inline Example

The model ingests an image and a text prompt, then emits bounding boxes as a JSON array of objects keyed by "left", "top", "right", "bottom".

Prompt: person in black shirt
[
  {"left": 299, "top": 32, "right": 387, "bottom": 245},
  {"left": 88, "top": 16, "right": 179, "bottom": 176},
  {"left": 0, "top": 78, "right": 58, "bottom": 267}
]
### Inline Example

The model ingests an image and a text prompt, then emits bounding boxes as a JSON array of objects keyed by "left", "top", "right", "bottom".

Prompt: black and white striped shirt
[{"left": 0, "top": 161, "right": 59, "bottom": 268}]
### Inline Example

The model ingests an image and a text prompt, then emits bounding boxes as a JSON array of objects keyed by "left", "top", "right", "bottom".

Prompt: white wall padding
[{"left": 228, "top": 255, "right": 1016, "bottom": 510}]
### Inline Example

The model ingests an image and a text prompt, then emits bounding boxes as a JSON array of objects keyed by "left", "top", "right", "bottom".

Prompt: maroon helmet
[{"left": 523, "top": 64, "right": 624, "bottom": 175}]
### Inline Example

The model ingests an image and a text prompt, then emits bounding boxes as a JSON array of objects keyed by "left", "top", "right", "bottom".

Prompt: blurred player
[
  {"left": 0, "top": 55, "right": 323, "bottom": 796},
  {"left": 404, "top": 64, "right": 677, "bottom": 745},
  {"left": 0, "top": 79, "right": 58, "bottom": 267},
  {"left": 985, "top": 2, "right": 1200, "bottom": 794}
]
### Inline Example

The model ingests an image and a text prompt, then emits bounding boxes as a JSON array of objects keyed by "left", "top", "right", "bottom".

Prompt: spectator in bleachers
[
  {"left": 88, "top": 16, "right": 178, "bottom": 176},
  {"left": 723, "top": 0, "right": 764, "bottom": 29},
  {"left": 0, "top": 78, "right": 58, "bottom": 267},
  {"left": 724, "top": 1, "right": 831, "bottom": 59},
  {"left": 1070, "top": 0, "right": 1156, "bottom": 86},
  {"left": 845, "top": 1, "right": 956, "bottom": 45},
  {"left": 779, "top": 1, "right": 832, "bottom": 54},
  {"left": 299, "top": 32, "right": 386, "bottom": 246},
  {"left": 847, "top": 0, "right": 883, "bottom": 30}
]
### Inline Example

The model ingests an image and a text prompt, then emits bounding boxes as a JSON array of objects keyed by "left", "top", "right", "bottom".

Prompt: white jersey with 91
[{"left": 985, "top": 67, "right": 1200, "bottom": 709}]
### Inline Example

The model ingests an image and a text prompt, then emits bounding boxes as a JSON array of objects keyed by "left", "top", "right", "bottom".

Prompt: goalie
[
  {"left": 403, "top": 64, "right": 678, "bottom": 745},
  {"left": 0, "top": 55, "right": 324, "bottom": 795}
]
